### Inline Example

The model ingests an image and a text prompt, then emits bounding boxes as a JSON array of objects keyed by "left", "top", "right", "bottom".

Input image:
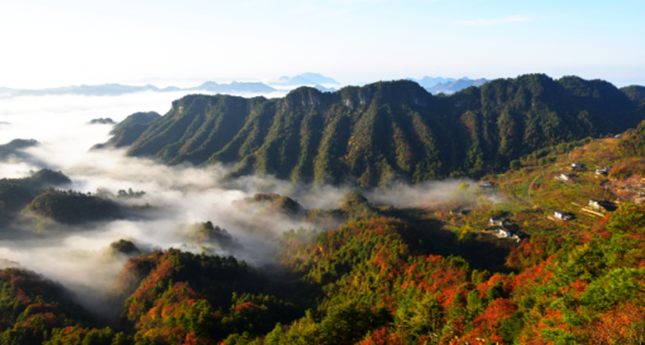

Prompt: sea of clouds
[{"left": 0, "top": 90, "right": 472, "bottom": 316}]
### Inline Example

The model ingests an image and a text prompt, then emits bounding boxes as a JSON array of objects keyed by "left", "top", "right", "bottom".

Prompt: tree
[{"left": 458, "top": 183, "right": 470, "bottom": 193}]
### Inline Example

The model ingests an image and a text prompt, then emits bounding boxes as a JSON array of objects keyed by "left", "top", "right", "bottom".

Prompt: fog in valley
[{"left": 0, "top": 90, "right": 473, "bottom": 316}]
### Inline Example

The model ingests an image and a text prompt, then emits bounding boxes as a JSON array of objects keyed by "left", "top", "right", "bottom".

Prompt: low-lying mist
[{"left": 0, "top": 92, "right": 474, "bottom": 315}]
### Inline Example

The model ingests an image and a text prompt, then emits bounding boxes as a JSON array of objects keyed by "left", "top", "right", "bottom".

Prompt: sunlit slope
[
  {"left": 478, "top": 123, "right": 645, "bottom": 240},
  {"left": 620, "top": 85, "right": 645, "bottom": 106},
  {"left": 119, "top": 74, "right": 644, "bottom": 187}
]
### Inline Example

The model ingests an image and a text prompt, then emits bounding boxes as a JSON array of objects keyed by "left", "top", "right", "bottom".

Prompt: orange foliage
[
  {"left": 506, "top": 237, "right": 562, "bottom": 270},
  {"left": 467, "top": 298, "right": 517, "bottom": 342},
  {"left": 476, "top": 274, "right": 511, "bottom": 299},
  {"left": 183, "top": 332, "right": 209, "bottom": 345},
  {"left": 233, "top": 301, "right": 257, "bottom": 314},
  {"left": 358, "top": 327, "right": 405, "bottom": 345},
  {"left": 581, "top": 304, "right": 645, "bottom": 344},
  {"left": 510, "top": 259, "right": 555, "bottom": 295},
  {"left": 399, "top": 254, "right": 469, "bottom": 308}
]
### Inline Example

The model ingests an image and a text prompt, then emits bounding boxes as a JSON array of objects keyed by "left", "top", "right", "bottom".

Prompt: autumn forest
[{"left": 1, "top": 75, "right": 645, "bottom": 344}]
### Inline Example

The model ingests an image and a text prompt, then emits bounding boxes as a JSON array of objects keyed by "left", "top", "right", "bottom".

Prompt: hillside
[
  {"left": 0, "top": 139, "right": 38, "bottom": 162},
  {"left": 24, "top": 189, "right": 122, "bottom": 225},
  {"left": 94, "top": 112, "right": 161, "bottom": 149},
  {"left": 107, "top": 74, "right": 645, "bottom": 188},
  {"left": 0, "top": 169, "right": 71, "bottom": 220},
  {"left": 0, "top": 267, "right": 129, "bottom": 344},
  {"left": 4, "top": 132, "right": 645, "bottom": 343},
  {"left": 110, "top": 111, "right": 161, "bottom": 135},
  {"left": 621, "top": 85, "right": 645, "bottom": 106}
]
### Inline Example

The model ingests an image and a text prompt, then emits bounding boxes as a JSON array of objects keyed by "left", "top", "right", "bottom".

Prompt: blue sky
[{"left": 1, "top": 0, "right": 644, "bottom": 88}]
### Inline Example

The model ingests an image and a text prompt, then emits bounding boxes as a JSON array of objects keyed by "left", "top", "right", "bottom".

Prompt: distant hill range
[
  {"left": 271, "top": 73, "right": 340, "bottom": 86},
  {"left": 414, "top": 76, "right": 457, "bottom": 88},
  {"left": 0, "top": 73, "right": 342, "bottom": 98},
  {"left": 190, "top": 81, "right": 276, "bottom": 93},
  {"left": 427, "top": 78, "right": 489, "bottom": 94},
  {"left": 0, "top": 81, "right": 278, "bottom": 97},
  {"left": 100, "top": 74, "right": 645, "bottom": 188},
  {"left": 413, "top": 76, "right": 489, "bottom": 94}
]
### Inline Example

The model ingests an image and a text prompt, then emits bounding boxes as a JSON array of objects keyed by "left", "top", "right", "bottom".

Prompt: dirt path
[{"left": 527, "top": 173, "right": 543, "bottom": 206}]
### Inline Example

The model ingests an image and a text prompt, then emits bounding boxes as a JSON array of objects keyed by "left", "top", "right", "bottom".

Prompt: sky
[{"left": 1, "top": 0, "right": 644, "bottom": 88}]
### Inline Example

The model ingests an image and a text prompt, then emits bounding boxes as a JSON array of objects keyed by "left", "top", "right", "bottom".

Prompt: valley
[{"left": 0, "top": 77, "right": 644, "bottom": 344}]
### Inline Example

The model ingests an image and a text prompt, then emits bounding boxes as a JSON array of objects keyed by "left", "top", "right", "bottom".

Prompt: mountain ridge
[{"left": 106, "top": 74, "right": 645, "bottom": 188}]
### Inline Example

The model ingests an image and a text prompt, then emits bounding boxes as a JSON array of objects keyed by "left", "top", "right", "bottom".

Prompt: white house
[
  {"left": 571, "top": 163, "right": 586, "bottom": 171},
  {"left": 489, "top": 217, "right": 506, "bottom": 227},
  {"left": 589, "top": 199, "right": 602, "bottom": 209},
  {"left": 554, "top": 211, "right": 573, "bottom": 221},
  {"left": 556, "top": 174, "right": 570, "bottom": 182},
  {"left": 494, "top": 228, "right": 521, "bottom": 242},
  {"left": 589, "top": 199, "right": 616, "bottom": 211}
]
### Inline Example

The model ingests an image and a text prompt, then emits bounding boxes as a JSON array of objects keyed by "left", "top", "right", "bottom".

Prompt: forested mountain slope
[
  {"left": 109, "top": 74, "right": 645, "bottom": 188},
  {"left": 7, "top": 129, "right": 645, "bottom": 343}
]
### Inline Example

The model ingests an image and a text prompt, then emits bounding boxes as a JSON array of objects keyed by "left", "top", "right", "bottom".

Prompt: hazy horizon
[
  {"left": 2, "top": 0, "right": 643, "bottom": 89},
  {"left": 0, "top": 72, "right": 642, "bottom": 94}
]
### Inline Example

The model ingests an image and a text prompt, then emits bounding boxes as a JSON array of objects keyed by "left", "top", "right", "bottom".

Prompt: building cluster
[
  {"left": 487, "top": 217, "right": 521, "bottom": 242},
  {"left": 552, "top": 198, "right": 618, "bottom": 222}
]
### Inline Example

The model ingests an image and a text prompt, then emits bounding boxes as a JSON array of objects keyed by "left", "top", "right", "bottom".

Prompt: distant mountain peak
[
  {"left": 191, "top": 81, "right": 275, "bottom": 93},
  {"left": 413, "top": 76, "right": 484, "bottom": 92},
  {"left": 413, "top": 76, "right": 457, "bottom": 89},
  {"left": 298, "top": 72, "right": 339, "bottom": 85},
  {"left": 197, "top": 81, "right": 219, "bottom": 88},
  {"left": 425, "top": 77, "right": 489, "bottom": 94},
  {"left": 272, "top": 73, "right": 339, "bottom": 86}
]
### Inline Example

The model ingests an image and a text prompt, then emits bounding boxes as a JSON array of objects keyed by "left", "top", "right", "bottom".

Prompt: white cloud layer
[{"left": 0, "top": 92, "right": 474, "bottom": 314}]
